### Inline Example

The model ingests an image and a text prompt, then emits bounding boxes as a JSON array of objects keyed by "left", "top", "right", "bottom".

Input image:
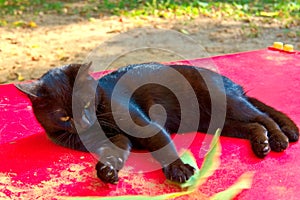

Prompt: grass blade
[
  {"left": 210, "top": 172, "right": 254, "bottom": 200},
  {"left": 181, "top": 129, "right": 221, "bottom": 190}
]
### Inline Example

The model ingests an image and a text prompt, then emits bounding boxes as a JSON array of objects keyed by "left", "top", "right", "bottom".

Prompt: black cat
[{"left": 16, "top": 62, "right": 299, "bottom": 184}]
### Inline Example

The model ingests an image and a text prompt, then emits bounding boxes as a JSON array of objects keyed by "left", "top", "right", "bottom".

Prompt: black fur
[{"left": 16, "top": 63, "right": 299, "bottom": 184}]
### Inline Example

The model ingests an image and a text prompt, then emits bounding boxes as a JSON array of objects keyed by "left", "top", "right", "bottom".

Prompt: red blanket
[{"left": 0, "top": 49, "right": 299, "bottom": 199}]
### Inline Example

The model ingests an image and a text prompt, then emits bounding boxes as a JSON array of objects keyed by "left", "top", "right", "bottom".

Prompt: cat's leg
[
  {"left": 247, "top": 97, "right": 299, "bottom": 142},
  {"left": 141, "top": 127, "right": 195, "bottom": 183},
  {"left": 227, "top": 96, "right": 290, "bottom": 154},
  {"left": 114, "top": 105, "right": 196, "bottom": 183},
  {"left": 130, "top": 120, "right": 195, "bottom": 183},
  {"left": 95, "top": 134, "right": 132, "bottom": 184},
  {"left": 222, "top": 120, "right": 270, "bottom": 157}
]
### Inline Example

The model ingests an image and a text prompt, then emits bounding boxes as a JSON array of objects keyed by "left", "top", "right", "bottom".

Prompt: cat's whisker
[
  {"left": 68, "top": 133, "right": 73, "bottom": 149},
  {"left": 48, "top": 109, "right": 64, "bottom": 115},
  {"left": 98, "top": 120, "right": 120, "bottom": 131},
  {"left": 55, "top": 132, "right": 71, "bottom": 147},
  {"left": 73, "top": 135, "right": 77, "bottom": 149}
]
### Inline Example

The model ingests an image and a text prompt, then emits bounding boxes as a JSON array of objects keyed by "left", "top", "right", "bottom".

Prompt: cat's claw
[
  {"left": 163, "top": 159, "right": 195, "bottom": 183},
  {"left": 96, "top": 162, "right": 119, "bottom": 184}
]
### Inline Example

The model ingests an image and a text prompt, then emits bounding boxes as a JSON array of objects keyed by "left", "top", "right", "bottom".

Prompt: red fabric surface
[{"left": 0, "top": 49, "right": 299, "bottom": 199}]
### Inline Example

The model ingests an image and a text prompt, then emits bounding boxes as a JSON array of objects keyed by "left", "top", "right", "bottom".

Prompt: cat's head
[{"left": 15, "top": 63, "right": 96, "bottom": 151}]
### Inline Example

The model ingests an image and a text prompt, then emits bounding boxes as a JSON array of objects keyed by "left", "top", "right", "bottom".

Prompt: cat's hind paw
[
  {"left": 281, "top": 125, "right": 299, "bottom": 142},
  {"left": 251, "top": 138, "right": 271, "bottom": 158},
  {"left": 269, "top": 130, "right": 289, "bottom": 152},
  {"left": 96, "top": 162, "right": 119, "bottom": 184},
  {"left": 163, "top": 159, "right": 195, "bottom": 183},
  {"left": 249, "top": 127, "right": 271, "bottom": 158}
]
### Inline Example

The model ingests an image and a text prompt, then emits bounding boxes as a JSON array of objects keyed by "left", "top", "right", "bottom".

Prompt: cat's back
[
  {"left": 97, "top": 62, "right": 244, "bottom": 98},
  {"left": 98, "top": 62, "right": 213, "bottom": 87}
]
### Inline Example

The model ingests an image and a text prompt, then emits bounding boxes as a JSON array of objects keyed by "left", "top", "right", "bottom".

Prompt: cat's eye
[{"left": 60, "top": 116, "right": 70, "bottom": 122}]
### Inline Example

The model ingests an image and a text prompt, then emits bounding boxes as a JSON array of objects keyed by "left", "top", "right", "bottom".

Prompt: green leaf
[
  {"left": 175, "top": 149, "right": 199, "bottom": 189},
  {"left": 181, "top": 129, "right": 221, "bottom": 190},
  {"left": 210, "top": 172, "right": 254, "bottom": 200},
  {"left": 180, "top": 150, "right": 199, "bottom": 170}
]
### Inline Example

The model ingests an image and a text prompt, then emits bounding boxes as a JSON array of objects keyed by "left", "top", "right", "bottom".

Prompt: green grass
[
  {"left": 0, "top": 0, "right": 64, "bottom": 15},
  {"left": 111, "top": 0, "right": 300, "bottom": 20},
  {"left": 0, "top": 0, "right": 300, "bottom": 23}
]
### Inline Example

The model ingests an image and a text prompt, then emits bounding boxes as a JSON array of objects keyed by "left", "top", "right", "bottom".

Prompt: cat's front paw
[
  {"left": 163, "top": 159, "right": 195, "bottom": 183},
  {"left": 95, "top": 162, "right": 119, "bottom": 184}
]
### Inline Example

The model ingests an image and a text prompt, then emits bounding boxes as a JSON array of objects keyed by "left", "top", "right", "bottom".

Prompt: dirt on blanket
[{"left": 0, "top": 14, "right": 299, "bottom": 83}]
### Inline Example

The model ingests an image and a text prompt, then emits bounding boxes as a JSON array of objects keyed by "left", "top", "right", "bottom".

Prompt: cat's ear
[
  {"left": 77, "top": 62, "right": 93, "bottom": 79},
  {"left": 80, "top": 62, "right": 93, "bottom": 74},
  {"left": 64, "top": 62, "right": 93, "bottom": 78},
  {"left": 15, "top": 81, "right": 40, "bottom": 100}
]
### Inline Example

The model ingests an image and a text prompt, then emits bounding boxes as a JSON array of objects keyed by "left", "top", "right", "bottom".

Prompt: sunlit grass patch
[{"left": 0, "top": 0, "right": 299, "bottom": 22}]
